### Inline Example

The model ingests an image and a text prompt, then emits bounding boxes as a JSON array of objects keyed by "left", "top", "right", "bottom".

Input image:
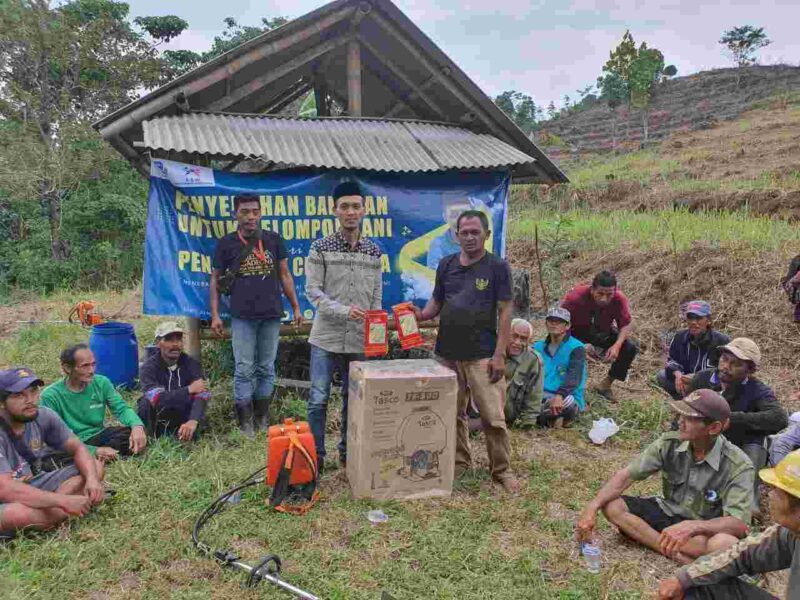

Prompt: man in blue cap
[
  {"left": 656, "top": 300, "right": 731, "bottom": 399},
  {"left": 0, "top": 368, "right": 105, "bottom": 539}
]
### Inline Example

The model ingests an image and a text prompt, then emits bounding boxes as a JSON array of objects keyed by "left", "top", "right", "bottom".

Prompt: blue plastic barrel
[{"left": 89, "top": 321, "right": 139, "bottom": 390}]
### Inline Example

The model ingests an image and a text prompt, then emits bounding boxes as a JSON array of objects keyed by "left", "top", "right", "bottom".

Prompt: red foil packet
[
  {"left": 392, "top": 302, "right": 424, "bottom": 350},
  {"left": 364, "top": 310, "right": 389, "bottom": 357}
]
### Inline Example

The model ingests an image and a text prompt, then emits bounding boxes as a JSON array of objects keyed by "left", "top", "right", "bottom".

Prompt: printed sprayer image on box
[
  {"left": 397, "top": 408, "right": 448, "bottom": 481},
  {"left": 347, "top": 359, "right": 457, "bottom": 500}
]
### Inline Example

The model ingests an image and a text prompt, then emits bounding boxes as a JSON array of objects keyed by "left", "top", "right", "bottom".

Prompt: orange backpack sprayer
[
  {"left": 191, "top": 419, "right": 321, "bottom": 598},
  {"left": 267, "top": 419, "right": 320, "bottom": 514}
]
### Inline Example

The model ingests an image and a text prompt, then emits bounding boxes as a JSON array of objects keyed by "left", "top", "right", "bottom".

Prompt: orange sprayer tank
[{"left": 267, "top": 419, "right": 318, "bottom": 487}]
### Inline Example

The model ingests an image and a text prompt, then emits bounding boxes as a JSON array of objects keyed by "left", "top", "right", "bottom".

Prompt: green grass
[
  {"left": 510, "top": 206, "right": 800, "bottom": 253},
  {"left": 564, "top": 150, "right": 684, "bottom": 188},
  {"left": 0, "top": 305, "right": 680, "bottom": 599}
]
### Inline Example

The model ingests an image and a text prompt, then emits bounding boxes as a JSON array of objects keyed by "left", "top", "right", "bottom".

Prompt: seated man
[
  {"left": 656, "top": 300, "right": 731, "bottom": 400},
  {"left": 41, "top": 344, "right": 147, "bottom": 462},
  {"left": 688, "top": 338, "right": 788, "bottom": 506},
  {"left": 532, "top": 307, "right": 587, "bottom": 427},
  {"left": 501, "top": 318, "right": 543, "bottom": 429},
  {"left": 137, "top": 321, "right": 210, "bottom": 441},
  {"left": 0, "top": 368, "right": 104, "bottom": 539},
  {"left": 658, "top": 450, "right": 800, "bottom": 600},
  {"left": 576, "top": 390, "right": 753, "bottom": 564},
  {"left": 561, "top": 270, "right": 638, "bottom": 399}
]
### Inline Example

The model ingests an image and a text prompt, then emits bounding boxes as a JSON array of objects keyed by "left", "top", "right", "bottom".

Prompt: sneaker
[{"left": 496, "top": 476, "right": 521, "bottom": 495}]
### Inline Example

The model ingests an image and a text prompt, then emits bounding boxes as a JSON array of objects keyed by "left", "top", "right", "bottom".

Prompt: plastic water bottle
[{"left": 581, "top": 542, "right": 601, "bottom": 573}]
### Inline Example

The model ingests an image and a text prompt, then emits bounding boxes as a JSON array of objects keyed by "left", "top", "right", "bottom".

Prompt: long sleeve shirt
[
  {"left": 690, "top": 369, "right": 788, "bottom": 447},
  {"left": 665, "top": 328, "right": 731, "bottom": 378},
  {"left": 770, "top": 423, "right": 800, "bottom": 466},
  {"left": 504, "top": 348, "right": 543, "bottom": 427},
  {"left": 139, "top": 352, "right": 208, "bottom": 423},
  {"left": 40, "top": 375, "right": 143, "bottom": 454},
  {"left": 306, "top": 231, "right": 383, "bottom": 354},
  {"left": 677, "top": 524, "right": 800, "bottom": 600}
]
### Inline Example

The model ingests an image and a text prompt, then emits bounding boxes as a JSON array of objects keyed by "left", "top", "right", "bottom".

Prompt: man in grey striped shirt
[{"left": 305, "top": 181, "right": 383, "bottom": 474}]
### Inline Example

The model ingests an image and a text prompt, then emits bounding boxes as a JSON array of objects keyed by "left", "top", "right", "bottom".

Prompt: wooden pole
[
  {"left": 185, "top": 317, "right": 202, "bottom": 360},
  {"left": 347, "top": 39, "right": 362, "bottom": 116},
  {"left": 199, "top": 319, "right": 439, "bottom": 341}
]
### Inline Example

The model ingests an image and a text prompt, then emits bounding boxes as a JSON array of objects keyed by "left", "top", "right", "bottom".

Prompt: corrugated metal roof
[{"left": 142, "top": 113, "right": 537, "bottom": 172}]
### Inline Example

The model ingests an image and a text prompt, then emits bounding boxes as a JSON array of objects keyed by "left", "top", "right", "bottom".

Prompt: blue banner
[{"left": 143, "top": 159, "right": 510, "bottom": 320}]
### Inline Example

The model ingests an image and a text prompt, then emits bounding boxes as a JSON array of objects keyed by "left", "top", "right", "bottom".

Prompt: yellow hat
[{"left": 760, "top": 450, "right": 800, "bottom": 499}]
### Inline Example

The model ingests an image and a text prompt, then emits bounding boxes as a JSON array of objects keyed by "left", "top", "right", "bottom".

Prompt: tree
[
  {"left": 629, "top": 45, "right": 665, "bottom": 143},
  {"left": 720, "top": 25, "right": 771, "bottom": 67},
  {"left": 597, "top": 71, "right": 627, "bottom": 151},
  {"left": 546, "top": 100, "right": 558, "bottom": 120},
  {"left": 597, "top": 32, "right": 667, "bottom": 146},
  {"left": 163, "top": 16, "right": 289, "bottom": 78},
  {"left": 602, "top": 30, "right": 637, "bottom": 83},
  {"left": 0, "top": 0, "right": 185, "bottom": 260},
  {"left": 494, "top": 90, "right": 538, "bottom": 134}
]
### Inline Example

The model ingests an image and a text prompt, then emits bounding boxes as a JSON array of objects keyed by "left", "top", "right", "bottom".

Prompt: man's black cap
[{"left": 333, "top": 181, "right": 363, "bottom": 201}]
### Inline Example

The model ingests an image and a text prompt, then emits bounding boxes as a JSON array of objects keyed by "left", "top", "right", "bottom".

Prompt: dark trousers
[
  {"left": 581, "top": 331, "right": 639, "bottom": 382},
  {"left": 656, "top": 369, "right": 683, "bottom": 399},
  {"left": 686, "top": 579, "right": 777, "bottom": 599},
  {"left": 43, "top": 426, "right": 132, "bottom": 468},
  {"left": 137, "top": 397, "right": 199, "bottom": 439},
  {"left": 85, "top": 426, "right": 133, "bottom": 455}
]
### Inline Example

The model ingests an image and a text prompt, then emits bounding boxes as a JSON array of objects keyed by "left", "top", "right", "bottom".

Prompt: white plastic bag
[{"left": 589, "top": 418, "right": 620, "bottom": 445}]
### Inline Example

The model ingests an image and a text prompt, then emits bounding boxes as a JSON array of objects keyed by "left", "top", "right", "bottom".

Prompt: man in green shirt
[
  {"left": 41, "top": 344, "right": 146, "bottom": 462},
  {"left": 576, "top": 389, "right": 754, "bottom": 564}
]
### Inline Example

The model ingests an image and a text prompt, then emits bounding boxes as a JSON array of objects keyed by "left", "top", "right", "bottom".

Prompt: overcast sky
[{"left": 128, "top": 0, "right": 799, "bottom": 108}]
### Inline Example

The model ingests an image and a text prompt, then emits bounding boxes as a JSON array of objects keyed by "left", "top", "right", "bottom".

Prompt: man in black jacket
[
  {"left": 656, "top": 301, "right": 731, "bottom": 399},
  {"left": 689, "top": 338, "right": 788, "bottom": 508},
  {"left": 137, "top": 322, "right": 210, "bottom": 441}
]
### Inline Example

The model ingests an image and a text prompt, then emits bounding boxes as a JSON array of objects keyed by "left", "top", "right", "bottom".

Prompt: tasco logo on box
[
  {"left": 406, "top": 391, "right": 440, "bottom": 402},
  {"left": 374, "top": 390, "right": 399, "bottom": 405}
]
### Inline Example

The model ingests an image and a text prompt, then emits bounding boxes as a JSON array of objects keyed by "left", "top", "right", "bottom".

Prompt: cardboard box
[{"left": 347, "top": 359, "right": 457, "bottom": 500}]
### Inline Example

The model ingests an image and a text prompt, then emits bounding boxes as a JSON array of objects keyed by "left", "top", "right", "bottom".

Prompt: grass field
[
  {"left": 509, "top": 206, "right": 800, "bottom": 253},
  {"left": 0, "top": 297, "right": 678, "bottom": 600}
]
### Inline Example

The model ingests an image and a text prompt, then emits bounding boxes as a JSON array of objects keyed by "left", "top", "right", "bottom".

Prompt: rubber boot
[
  {"left": 253, "top": 397, "right": 270, "bottom": 432},
  {"left": 235, "top": 404, "right": 255, "bottom": 440}
]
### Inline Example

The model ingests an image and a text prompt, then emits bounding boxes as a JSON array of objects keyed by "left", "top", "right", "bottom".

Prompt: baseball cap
[
  {"left": 719, "top": 338, "right": 761, "bottom": 367},
  {"left": 546, "top": 306, "right": 571, "bottom": 323},
  {"left": 670, "top": 389, "right": 731, "bottom": 423},
  {"left": 0, "top": 367, "right": 44, "bottom": 394},
  {"left": 684, "top": 300, "right": 711, "bottom": 317},
  {"left": 760, "top": 450, "right": 800, "bottom": 499},
  {"left": 154, "top": 321, "right": 184, "bottom": 340}
]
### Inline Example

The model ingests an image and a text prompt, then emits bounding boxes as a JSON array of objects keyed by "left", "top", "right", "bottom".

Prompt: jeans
[
  {"left": 230, "top": 317, "right": 281, "bottom": 409},
  {"left": 308, "top": 344, "right": 362, "bottom": 465}
]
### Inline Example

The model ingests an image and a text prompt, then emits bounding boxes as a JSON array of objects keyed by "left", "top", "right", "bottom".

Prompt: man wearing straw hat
[
  {"left": 658, "top": 449, "right": 800, "bottom": 599},
  {"left": 577, "top": 390, "right": 753, "bottom": 564}
]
